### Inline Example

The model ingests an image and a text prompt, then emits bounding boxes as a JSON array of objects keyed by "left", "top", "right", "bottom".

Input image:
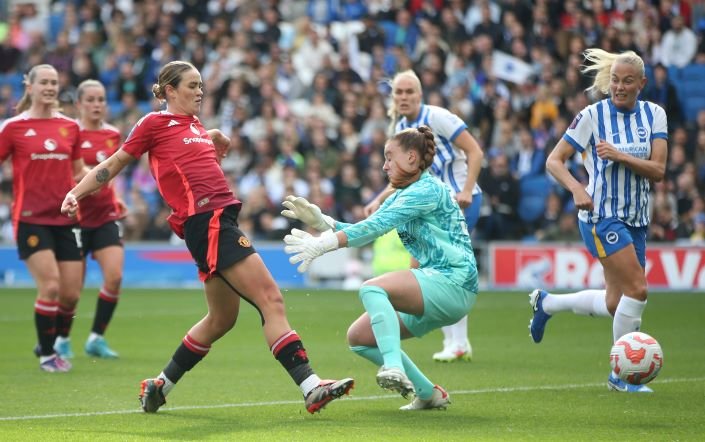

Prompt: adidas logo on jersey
[
  {"left": 168, "top": 120, "right": 179, "bottom": 127},
  {"left": 24, "top": 128, "right": 37, "bottom": 136},
  {"left": 81, "top": 140, "right": 93, "bottom": 148}
]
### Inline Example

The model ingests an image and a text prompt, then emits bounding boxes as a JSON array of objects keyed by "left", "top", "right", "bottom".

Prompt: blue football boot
[{"left": 529, "top": 289, "right": 552, "bottom": 343}]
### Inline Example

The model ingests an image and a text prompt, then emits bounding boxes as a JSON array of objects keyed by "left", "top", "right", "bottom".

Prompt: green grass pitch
[{"left": 0, "top": 288, "right": 703, "bottom": 441}]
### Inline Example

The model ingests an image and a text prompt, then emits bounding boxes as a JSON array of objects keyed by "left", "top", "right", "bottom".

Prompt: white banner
[{"left": 491, "top": 50, "right": 534, "bottom": 85}]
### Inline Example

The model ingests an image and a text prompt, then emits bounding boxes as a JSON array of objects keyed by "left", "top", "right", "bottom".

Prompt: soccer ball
[{"left": 610, "top": 332, "right": 664, "bottom": 385}]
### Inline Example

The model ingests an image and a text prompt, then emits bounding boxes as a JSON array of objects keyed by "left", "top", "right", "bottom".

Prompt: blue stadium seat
[
  {"left": 644, "top": 64, "right": 654, "bottom": 84},
  {"left": 4, "top": 73, "right": 24, "bottom": 100},
  {"left": 679, "top": 64, "right": 705, "bottom": 82},
  {"left": 683, "top": 96, "right": 705, "bottom": 122},
  {"left": 48, "top": 11, "right": 65, "bottom": 42},
  {"left": 107, "top": 101, "right": 124, "bottom": 119},
  {"left": 667, "top": 65, "right": 682, "bottom": 82},
  {"left": 518, "top": 175, "right": 550, "bottom": 224},
  {"left": 379, "top": 21, "right": 398, "bottom": 48},
  {"left": 680, "top": 65, "right": 705, "bottom": 100},
  {"left": 138, "top": 100, "right": 155, "bottom": 114}
]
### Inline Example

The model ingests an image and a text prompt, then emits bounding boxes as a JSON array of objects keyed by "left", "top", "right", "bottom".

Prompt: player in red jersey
[
  {"left": 74, "top": 79, "right": 125, "bottom": 359},
  {"left": 0, "top": 64, "right": 87, "bottom": 372},
  {"left": 62, "top": 61, "right": 353, "bottom": 413}
]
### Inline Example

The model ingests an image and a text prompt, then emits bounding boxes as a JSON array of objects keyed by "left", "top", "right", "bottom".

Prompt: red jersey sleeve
[
  {"left": 0, "top": 119, "right": 14, "bottom": 162},
  {"left": 121, "top": 113, "right": 156, "bottom": 159}
]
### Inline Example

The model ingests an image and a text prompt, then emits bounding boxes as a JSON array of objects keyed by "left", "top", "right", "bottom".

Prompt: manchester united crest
[
  {"left": 27, "top": 235, "right": 39, "bottom": 248},
  {"left": 238, "top": 236, "right": 251, "bottom": 248}
]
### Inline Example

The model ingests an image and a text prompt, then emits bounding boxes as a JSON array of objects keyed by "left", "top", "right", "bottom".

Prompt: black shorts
[
  {"left": 183, "top": 204, "right": 256, "bottom": 281},
  {"left": 16, "top": 222, "right": 83, "bottom": 261},
  {"left": 81, "top": 221, "right": 123, "bottom": 257}
]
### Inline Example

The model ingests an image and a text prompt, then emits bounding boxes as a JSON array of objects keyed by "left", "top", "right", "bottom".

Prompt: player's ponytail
[
  {"left": 386, "top": 75, "right": 399, "bottom": 136},
  {"left": 581, "top": 48, "right": 645, "bottom": 95},
  {"left": 416, "top": 125, "right": 436, "bottom": 171},
  {"left": 386, "top": 101, "right": 398, "bottom": 137}
]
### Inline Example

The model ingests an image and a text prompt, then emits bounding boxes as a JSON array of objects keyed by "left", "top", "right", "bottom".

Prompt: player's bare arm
[
  {"left": 456, "top": 130, "right": 483, "bottom": 209},
  {"left": 62, "top": 149, "right": 134, "bottom": 216},
  {"left": 546, "top": 139, "right": 593, "bottom": 211}
]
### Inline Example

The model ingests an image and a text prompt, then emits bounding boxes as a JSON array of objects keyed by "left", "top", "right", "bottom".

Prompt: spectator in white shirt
[{"left": 660, "top": 14, "right": 698, "bottom": 68}]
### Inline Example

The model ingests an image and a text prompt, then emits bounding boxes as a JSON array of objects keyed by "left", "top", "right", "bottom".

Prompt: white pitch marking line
[{"left": 1, "top": 377, "right": 702, "bottom": 421}]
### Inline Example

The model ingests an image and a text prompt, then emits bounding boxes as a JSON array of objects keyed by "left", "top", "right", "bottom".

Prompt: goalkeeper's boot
[
  {"left": 529, "top": 289, "right": 552, "bottom": 343},
  {"left": 400, "top": 385, "right": 450, "bottom": 410},
  {"left": 433, "top": 340, "right": 472, "bottom": 362},
  {"left": 39, "top": 354, "right": 72, "bottom": 372},
  {"left": 376, "top": 366, "right": 415, "bottom": 399},
  {"left": 53, "top": 336, "right": 74, "bottom": 359},
  {"left": 305, "top": 378, "right": 355, "bottom": 413},
  {"left": 85, "top": 335, "right": 119, "bottom": 359},
  {"left": 607, "top": 372, "right": 653, "bottom": 393},
  {"left": 139, "top": 378, "right": 166, "bottom": 412}
]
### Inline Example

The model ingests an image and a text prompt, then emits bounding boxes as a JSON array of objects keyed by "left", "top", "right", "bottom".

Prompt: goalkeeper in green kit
[{"left": 281, "top": 126, "right": 479, "bottom": 410}]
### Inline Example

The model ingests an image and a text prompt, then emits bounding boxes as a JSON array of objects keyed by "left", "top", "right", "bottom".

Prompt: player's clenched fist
[{"left": 61, "top": 192, "right": 79, "bottom": 217}]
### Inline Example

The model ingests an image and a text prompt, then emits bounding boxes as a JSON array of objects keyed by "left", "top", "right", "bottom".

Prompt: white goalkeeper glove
[
  {"left": 283, "top": 228, "right": 340, "bottom": 273},
  {"left": 281, "top": 195, "right": 336, "bottom": 232}
]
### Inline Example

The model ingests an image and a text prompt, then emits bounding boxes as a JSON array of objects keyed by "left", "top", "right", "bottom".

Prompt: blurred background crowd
[{"left": 1, "top": 0, "right": 704, "bottom": 250}]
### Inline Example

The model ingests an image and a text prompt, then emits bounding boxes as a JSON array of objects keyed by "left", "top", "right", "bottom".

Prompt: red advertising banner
[{"left": 489, "top": 243, "right": 705, "bottom": 290}]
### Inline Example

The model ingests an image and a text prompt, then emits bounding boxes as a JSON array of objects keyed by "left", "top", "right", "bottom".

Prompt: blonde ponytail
[
  {"left": 581, "top": 48, "right": 645, "bottom": 95},
  {"left": 387, "top": 102, "right": 398, "bottom": 137}
]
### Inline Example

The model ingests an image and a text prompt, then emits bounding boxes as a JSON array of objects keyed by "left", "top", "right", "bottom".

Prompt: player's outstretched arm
[
  {"left": 62, "top": 149, "right": 134, "bottom": 217},
  {"left": 546, "top": 139, "right": 593, "bottom": 212}
]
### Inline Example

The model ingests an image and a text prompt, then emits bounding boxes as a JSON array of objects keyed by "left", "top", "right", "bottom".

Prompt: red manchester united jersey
[
  {"left": 121, "top": 112, "right": 238, "bottom": 236},
  {"left": 0, "top": 111, "right": 81, "bottom": 227},
  {"left": 77, "top": 123, "right": 124, "bottom": 228}
]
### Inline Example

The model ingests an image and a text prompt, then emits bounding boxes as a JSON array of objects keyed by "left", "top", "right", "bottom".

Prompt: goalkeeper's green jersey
[{"left": 335, "top": 171, "right": 478, "bottom": 293}]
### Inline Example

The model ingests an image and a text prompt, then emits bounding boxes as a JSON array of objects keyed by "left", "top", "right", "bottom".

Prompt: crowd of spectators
[{"left": 1, "top": 0, "right": 705, "bottom": 248}]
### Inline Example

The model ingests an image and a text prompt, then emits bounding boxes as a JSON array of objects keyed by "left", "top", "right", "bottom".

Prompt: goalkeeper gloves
[
  {"left": 281, "top": 195, "right": 336, "bottom": 232},
  {"left": 283, "top": 228, "right": 340, "bottom": 273}
]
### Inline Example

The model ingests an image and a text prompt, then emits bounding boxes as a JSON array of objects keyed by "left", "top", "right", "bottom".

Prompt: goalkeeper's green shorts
[{"left": 399, "top": 268, "right": 477, "bottom": 338}]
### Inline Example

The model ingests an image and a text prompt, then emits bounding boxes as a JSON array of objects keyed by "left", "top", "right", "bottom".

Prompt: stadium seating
[
  {"left": 644, "top": 64, "right": 654, "bottom": 85},
  {"left": 679, "top": 64, "right": 705, "bottom": 121},
  {"left": 0, "top": 73, "right": 24, "bottom": 99},
  {"left": 518, "top": 174, "right": 550, "bottom": 225}
]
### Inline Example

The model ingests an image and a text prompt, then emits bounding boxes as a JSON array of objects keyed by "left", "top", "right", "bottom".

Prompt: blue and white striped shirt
[
  {"left": 396, "top": 104, "right": 482, "bottom": 196},
  {"left": 563, "top": 98, "right": 668, "bottom": 227}
]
